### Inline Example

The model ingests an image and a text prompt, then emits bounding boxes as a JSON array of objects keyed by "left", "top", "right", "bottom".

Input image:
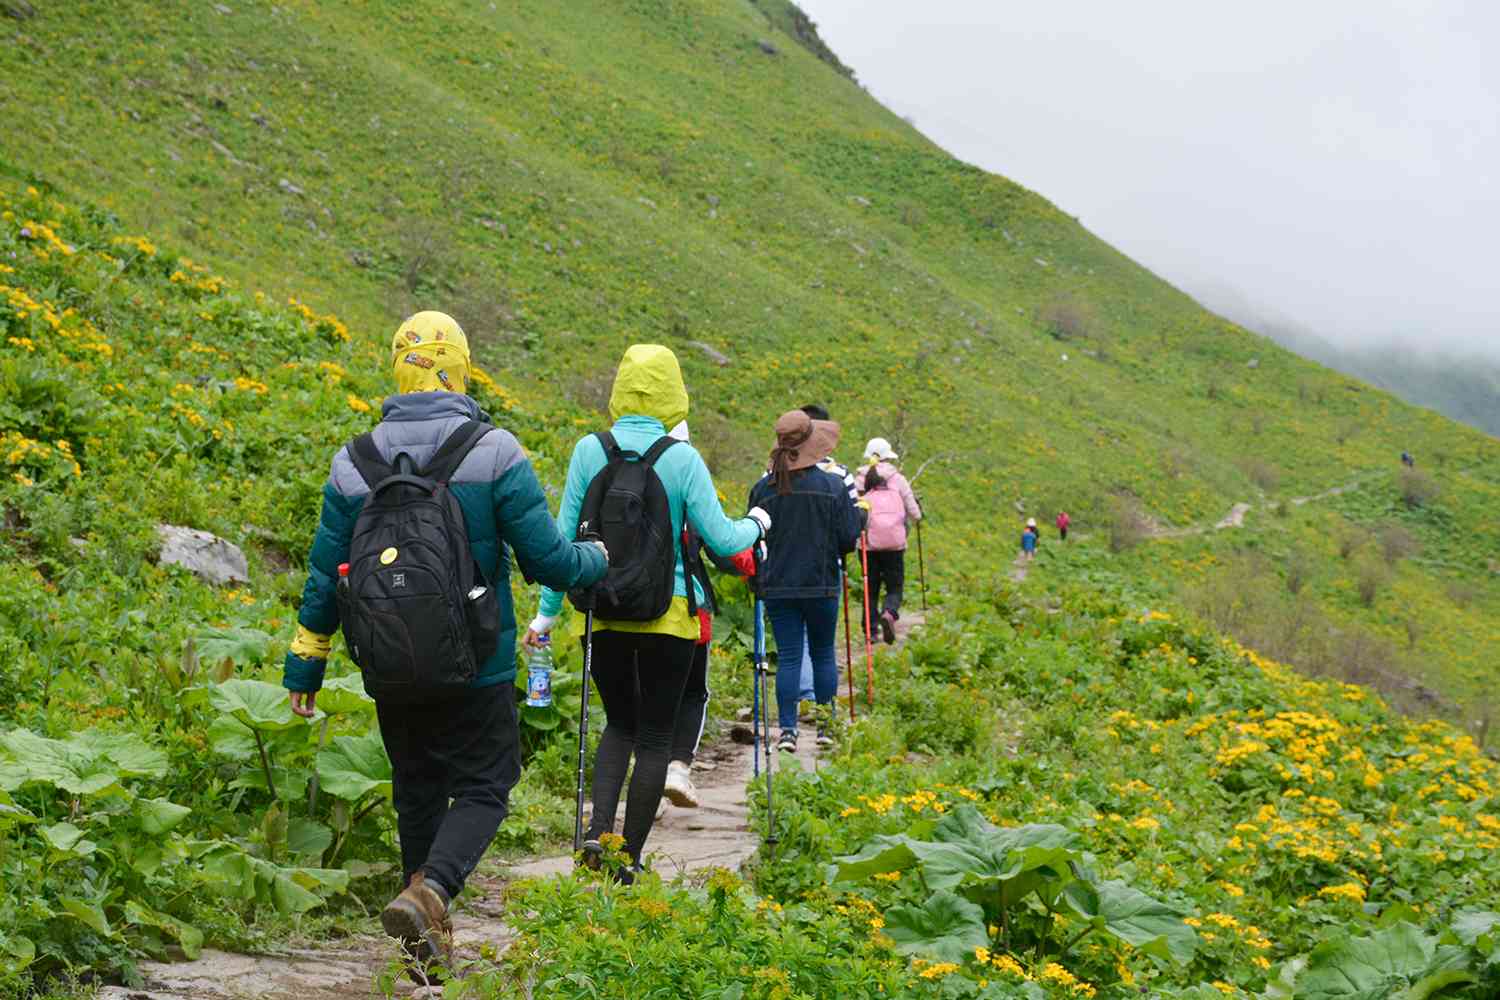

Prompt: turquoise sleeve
[{"left": 683, "top": 446, "right": 762, "bottom": 559}]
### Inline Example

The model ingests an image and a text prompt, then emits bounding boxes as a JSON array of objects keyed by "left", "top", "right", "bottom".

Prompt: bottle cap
[{"left": 337, "top": 563, "right": 350, "bottom": 577}]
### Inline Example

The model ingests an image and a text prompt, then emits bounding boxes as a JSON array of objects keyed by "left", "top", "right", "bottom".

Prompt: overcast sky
[{"left": 799, "top": 0, "right": 1500, "bottom": 358}]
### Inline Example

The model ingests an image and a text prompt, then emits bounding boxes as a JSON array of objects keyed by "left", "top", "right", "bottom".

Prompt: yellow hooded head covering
[
  {"left": 608, "top": 344, "right": 689, "bottom": 427},
  {"left": 391, "top": 311, "right": 470, "bottom": 393}
]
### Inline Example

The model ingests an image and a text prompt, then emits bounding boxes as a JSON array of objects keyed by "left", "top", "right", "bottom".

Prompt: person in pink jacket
[{"left": 854, "top": 438, "right": 923, "bottom": 644}]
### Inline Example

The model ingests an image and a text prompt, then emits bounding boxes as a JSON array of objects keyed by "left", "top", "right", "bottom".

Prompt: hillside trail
[
  {"left": 101, "top": 611, "right": 926, "bottom": 1000},
  {"left": 1143, "top": 472, "right": 1378, "bottom": 541}
]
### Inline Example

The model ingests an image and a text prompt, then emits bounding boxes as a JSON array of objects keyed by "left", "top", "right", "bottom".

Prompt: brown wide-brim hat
[{"left": 772, "top": 409, "right": 840, "bottom": 471}]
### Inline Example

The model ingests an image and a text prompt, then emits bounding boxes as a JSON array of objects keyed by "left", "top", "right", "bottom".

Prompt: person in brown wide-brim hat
[
  {"left": 769, "top": 409, "right": 841, "bottom": 491},
  {"left": 750, "top": 409, "right": 863, "bottom": 753}
]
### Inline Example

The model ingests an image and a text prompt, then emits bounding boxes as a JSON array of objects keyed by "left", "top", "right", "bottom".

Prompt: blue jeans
[
  {"left": 767, "top": 596, "right": 840, "bottom": 733},
  {"left": 800, "top": 569, "right": 843, "bottom": 699}
]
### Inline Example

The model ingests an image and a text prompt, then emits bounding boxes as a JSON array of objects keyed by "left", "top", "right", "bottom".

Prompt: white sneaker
[{"left": 663, "top": 759, "right": 700, "bottom": 808}]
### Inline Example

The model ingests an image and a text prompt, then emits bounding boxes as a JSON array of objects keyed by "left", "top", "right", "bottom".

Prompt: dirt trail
[
  {"left": 1144, "top": 474, "right": 1374, "bottom": 541},
  {"left": 102, "top": 613, "right": 925, "bottom": 1000}
]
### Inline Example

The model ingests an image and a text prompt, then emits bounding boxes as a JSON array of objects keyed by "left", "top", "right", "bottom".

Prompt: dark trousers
[
  {"left": 865, "top": 548, "right": 906, "bottom": 619},
  {"left": 766, "top": 596, "right": 839, "bottom": 732},
  {"left": 670, "top": 641, "right": 710, "bottom": 764},
  {"left": 584, "top": 630, "right": 696, "bottom": 863},
  {"left": 1059, "top": 526, "right": 1069, "bottom": 541},
  {"left": 375, "top": 684, "right": 520, "bottom": 901}
]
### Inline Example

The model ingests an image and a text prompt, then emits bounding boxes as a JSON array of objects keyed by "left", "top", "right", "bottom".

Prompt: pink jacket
[{"left": 855, "top": 462, "right": 922, "bottom": 551}]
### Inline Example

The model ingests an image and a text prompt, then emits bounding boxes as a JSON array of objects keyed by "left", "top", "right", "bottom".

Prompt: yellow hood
[{"left": 608, "top": 344, "right": 689, "bottom": 427}]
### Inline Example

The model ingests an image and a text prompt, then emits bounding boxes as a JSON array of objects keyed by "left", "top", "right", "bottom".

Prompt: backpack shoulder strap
[
  {"left": 595, "top": 431, "right": 626, "bottom": 461},
  {"left": 347, "top": 433, "right": 393, "bottom": 489},
  {"left": 422, "top": 420, "right": 491, "bottom": 483},
  {"left": 641, "top": 435, "right": 680, "bottom": 467}
]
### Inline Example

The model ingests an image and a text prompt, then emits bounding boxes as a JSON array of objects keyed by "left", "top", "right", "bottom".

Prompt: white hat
[
  {"left": 1026, "top": 517, "right": 1037, "bottom": 528},
  {"left": 668, "top": 421, "right": 690, "bottom": 442},
  {"left": 863, "top": 437, "right": 898, "bottom": 462}
]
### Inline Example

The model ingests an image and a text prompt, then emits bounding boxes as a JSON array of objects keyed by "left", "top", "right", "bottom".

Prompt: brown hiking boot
[{"left": 381, "top": 873, "right": 452, "bottom": 980}]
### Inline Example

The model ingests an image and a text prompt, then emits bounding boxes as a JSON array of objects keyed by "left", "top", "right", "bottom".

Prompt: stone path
[{"left": 100, "top": 611, "right": 925, "bottom": 1000}]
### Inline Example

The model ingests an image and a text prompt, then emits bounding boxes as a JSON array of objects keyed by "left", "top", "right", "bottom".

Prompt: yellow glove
[{"left": 856, "top": 500, "right": 872, "bottom": 512}]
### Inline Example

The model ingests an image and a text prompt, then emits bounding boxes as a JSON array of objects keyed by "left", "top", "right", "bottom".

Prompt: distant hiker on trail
[
  {"left": 1402, "top": 450, "right": 1415, "bottom": 468},
  {"left": 795, "top": 403, "right": 858, "bottom": 712},
  {"left": 1056, "top": 510, "right": 1071, "bottom": 541},
  {"left": 526, "top": 346, "right": 767, "bottom": 878},
  {"left": 854, "top": 441, "right": 923, "bottom": 644},
  {"left": 1021, "top": 517, "right": 1039, "bottom": 560},
  {"left": 749, "top": 410, "right": 863, "bottom": 753},
  {"left": 280, "top": 311, "right": 608, "bottom": 979},
  {"left": 663, "top": 420, "right": 758, "bottom": 810}
]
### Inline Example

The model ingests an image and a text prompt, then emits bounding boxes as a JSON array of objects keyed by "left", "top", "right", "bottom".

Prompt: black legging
[
  {"left": 865, "top": 548, "right": 906, "bottom": 618},
  {"left": 583, "top": 630, "right": 696, "bottom": 863},
  {"left": 670, "top": 642, "right": 710, "bottom": 765}
]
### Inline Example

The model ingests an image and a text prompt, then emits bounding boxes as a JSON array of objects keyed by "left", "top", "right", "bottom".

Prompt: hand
[
  {"left": 524, "top": 614, "right": 557, "bottom": 647},
  {"left": 746, "top": 506, "right": 771, "bottom": 538},
  {"left": 585, "top": 538, "right": 609, "bottom": 563},
  {"left": 289, "top": 690, "right": 318, "bottom": 718}
]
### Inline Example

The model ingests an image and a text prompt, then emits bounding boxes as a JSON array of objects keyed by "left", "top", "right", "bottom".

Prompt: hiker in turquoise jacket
[
  {"left": 527, "top": 344, "right": 767, "bottom": 873},
  {"left": 280, "top": 312, "right": 607, "bottom": 977}
]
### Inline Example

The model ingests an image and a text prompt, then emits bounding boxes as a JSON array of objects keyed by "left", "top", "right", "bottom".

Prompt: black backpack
[
  {"left": 336, "top": 420, "right": 502, "bottom": 702},
  {"left": 568, "top": 432, "right": 681, "bottom": 620}
]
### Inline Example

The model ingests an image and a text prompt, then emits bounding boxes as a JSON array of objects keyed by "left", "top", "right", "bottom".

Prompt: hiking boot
[
  {"left": 776, "top": 730, "right": 797, "bottom": 753},
  {"left": 880, "top": 610, "right": 897, "bottom": 645},
  {"left": 579, "top": 839, "right": 604, "bottom": 871},
  {"left": 663, "top": 760, "right": 700, "bottom": 808},
  {"left": 816, "top": 725, "right": 835, "bottom": 748},
  {"left": 381, "top": 873, "right": 452, "bottom": 974}
]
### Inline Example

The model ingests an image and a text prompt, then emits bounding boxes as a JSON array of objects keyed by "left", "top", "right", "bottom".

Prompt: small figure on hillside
[
  {"left": 1056, "top": 510, "right": 1071, "bottom": 541},
  {"left": 855, "top": 438, "right": 923, "bottom": 644},
  {"left": 281, "top": 312, "right": 609, "bottom": 982},
  {"left": 1021, "top": 517, "right": 1039, "bottom": 561},
  {"left": 1401, "top": 450, "right": 1415, "bottom": 468}
]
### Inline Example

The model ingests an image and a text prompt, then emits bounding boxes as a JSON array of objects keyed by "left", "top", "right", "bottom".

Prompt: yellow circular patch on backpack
[{"left": 380, "top": 547, "right": 398, "bottom": 565}]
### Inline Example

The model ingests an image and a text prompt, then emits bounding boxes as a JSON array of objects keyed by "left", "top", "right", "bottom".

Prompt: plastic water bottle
[{"left": 525, "top": 636, "right": 553, "bottom": 707}]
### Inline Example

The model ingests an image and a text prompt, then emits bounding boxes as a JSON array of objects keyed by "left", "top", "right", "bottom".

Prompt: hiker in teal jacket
[
  {"left": 280, "top": 312, "right": 607, "bottom": 976},
  {"left": 527, "top": 344, "right": 766, "bottom": 873}
]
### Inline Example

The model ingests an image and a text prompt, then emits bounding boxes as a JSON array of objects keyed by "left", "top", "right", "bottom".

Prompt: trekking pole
[
  {"left": 840, "top": 566, "right": 856, "bottom": 722},
  {"left": 754, "top": 595, "right": 777, "bottom": 853},
  {"left": 860, "top": 531, "right": 875, "bottom": 706},
  {"left": 572, "top": 596, "right": 595, "bottom": 855},
  {"left": 751, "top": 596, "right": 762, "bottom": 781},
  {"left": 916, "top": 516, "right": 928, "bottom": 612}
]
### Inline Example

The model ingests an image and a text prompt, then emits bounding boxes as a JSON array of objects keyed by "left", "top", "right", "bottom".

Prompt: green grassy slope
[
  {"left": 2, "top": 0, "right": 1496, "bottom": 725},
  {"left": 1, "top": 2, "right": 1499, "bottom": 993}
]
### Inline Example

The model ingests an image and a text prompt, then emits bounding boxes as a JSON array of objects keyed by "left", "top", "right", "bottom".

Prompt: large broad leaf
[
  {"left": 831, "top": 834, "right": 919, "bottom": 884},
  {"left": 124, "top": 901, "right": 204, "bottom": 960},
  {"left": 206, "top": 714, "right": 258, "bottom": 757},
  {"left": 0, "top": 930, "right": 35, "bottom": 970},
  {"left": 315, "top": 729, "right": 392, "bottom": 802},
  {"left": 0, "top": 728, "right": 165, "bottom": 795},
  {"left": 61, "top": 898, "right": 114, "bottom": 938},
  {"left": 908, "top": 805, "right": 1080, "bottom": 899},
  {"left": 316, "top": 673, "right": 374, "bottom": 715},
  {"left": 40, "top": 821, "right": 97, "bottom": 857},
  {"left": 194, "top": 626, "right": 274, "bottom": 669},
  {"left": 209, "top": 678, "right": 303, "bottom": 733},
  {"left": 1294, "top": 922, "right": 1475, "bottom": 1000},
  {"left": 0, "top": 789, "right": 35, "bottom": 828},
  {"left": 883, "top": 890, "right": 991, "bottom": 963},
  {"left": 138, "top": 797, "right": 192, "bottom": 835},
  {"left": 287, "top": 818, "right": 333, "bottom": 858},
  {"left": 1451, "top": 910, "right": 1500, "bottom": 963},
  {"left": 1062, "top": 879, "right": 1197, "bottom": 965}
]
